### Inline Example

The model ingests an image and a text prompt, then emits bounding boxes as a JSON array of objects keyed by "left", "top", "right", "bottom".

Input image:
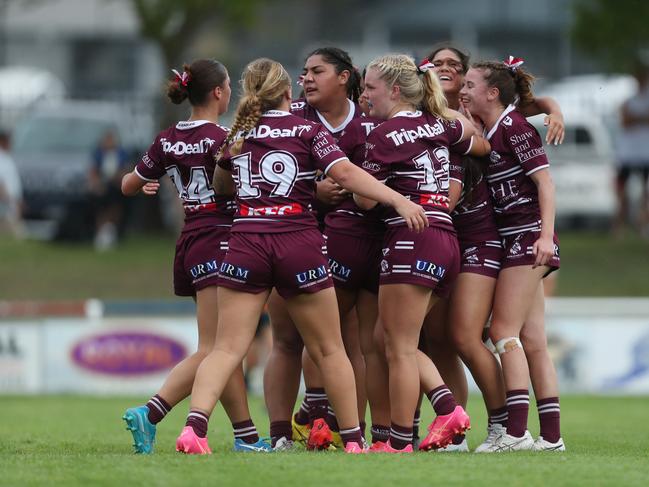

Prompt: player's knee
[
  {"left": 272, "top": 334, "right": 303, "bottom": 355},
  {"left": 493, "top": 336, "right": 523, "bottom": 355},
  {"left": 519, "top": 328, "right": 546, "bottom": 354}
]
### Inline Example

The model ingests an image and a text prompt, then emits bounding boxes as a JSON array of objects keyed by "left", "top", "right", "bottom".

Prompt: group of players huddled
[{"left": 121, "top": 43, "right": 566, "bottom": 455}]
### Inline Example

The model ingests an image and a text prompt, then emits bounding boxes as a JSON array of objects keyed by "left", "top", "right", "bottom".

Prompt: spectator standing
[{"left": 0, "top": 130, "right": 24, "bottom": 237}]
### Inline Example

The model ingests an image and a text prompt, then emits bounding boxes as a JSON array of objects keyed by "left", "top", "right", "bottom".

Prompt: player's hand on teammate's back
[
  {"left": 141, "top": 181, "right": 160, "bottom": 195},
  {"left": 394, "top": 198, "right": 429, "bottom": 233},
  {"left": 316, "top": 177, "right": 348, "bottom": 205}
]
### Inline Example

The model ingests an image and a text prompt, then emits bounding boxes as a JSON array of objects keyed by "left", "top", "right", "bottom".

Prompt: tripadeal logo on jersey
[
  {"left": 160, "top": 137, "right": 216, "bottom": 156},
  {"left": 385, "top": 121, "right": 445, "bottom": 146}
]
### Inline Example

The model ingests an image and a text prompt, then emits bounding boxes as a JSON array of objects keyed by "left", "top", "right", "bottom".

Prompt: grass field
[
  {"left": 1, "top": 231, "right": 649, "bottom": 300},
  {"left": 1, "top": 395, "right": 648, "bottom": 486}
]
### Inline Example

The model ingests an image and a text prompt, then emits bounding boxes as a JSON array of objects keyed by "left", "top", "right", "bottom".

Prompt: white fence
[{"left": 1, "top": 298, "right": 648, "bottom": 395}]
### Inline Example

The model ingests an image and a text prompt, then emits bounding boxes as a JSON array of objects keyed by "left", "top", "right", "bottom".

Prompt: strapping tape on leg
[
  {"left": 483, "top": 338, "right": 497, "bottom": 354},
  {"left": 494, "top": 336, "right": 522, "bottom": 355}
]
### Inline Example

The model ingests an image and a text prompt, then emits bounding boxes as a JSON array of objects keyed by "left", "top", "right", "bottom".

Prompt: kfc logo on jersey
[
  {"left": 414, "top": 260, "right": 446, "bottom": 280},
  {"left": 385, "top": 121, "right": 445, "bottom": 146},
  {"left": 240, "top": 203, "right": 303, "bottom": 216},
  {"left": 328, "top": 258, "right": 352, "bottom": 281},
  {"left": 296, "top": 264, "right": 330, "bottom": 286},
  {"left": 161, "top": 137, "right": 216, "bottom": 156}
]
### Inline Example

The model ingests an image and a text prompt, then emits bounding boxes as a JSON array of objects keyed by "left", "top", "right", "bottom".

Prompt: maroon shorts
[
  {"left": 501, "top": 230, "right": 560, "bottom": 275},
  {"left": 174, "top": 225, "right": 230, "bottom": 297},
  {"left": 379, "top": 226, "right": 460, "bottom": 298},
  {"left": 218, "top": 229, "right": 334, "bottom": 299},
  {"left": 458, "top": 239, "right": 503, "bottom": 278},
  {"left": 324, "top": 230, "right": 382, "bottom": 294}
]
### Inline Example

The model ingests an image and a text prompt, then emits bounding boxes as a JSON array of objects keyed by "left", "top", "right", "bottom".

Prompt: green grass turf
[
  {"left": 1, "top": 231, "right": 648, "bottom": 300},
  {"left": 0, "top": 395, "right": 648, "bottom": 486}
]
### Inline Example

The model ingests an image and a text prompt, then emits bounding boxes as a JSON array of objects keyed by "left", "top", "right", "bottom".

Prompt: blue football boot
[
  {"left": 123, "top": 405, "right": 156, "bottom": 454},
  {"left": 233, "top": 437, "right": 272, "bottom": 452}
]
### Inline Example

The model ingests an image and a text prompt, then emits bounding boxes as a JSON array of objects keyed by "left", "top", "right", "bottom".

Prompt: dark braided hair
[{"left": 306, "top": 47, "right": 362, "bottom": 102}]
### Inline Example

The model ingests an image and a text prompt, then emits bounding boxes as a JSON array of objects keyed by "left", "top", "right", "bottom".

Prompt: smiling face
[
  {"left": 301, "top": 54, "right": 349, "bottom": 108},
  {"left": 459, "top": 68, "right": 494, "bottom": 118},
  {"left": 362, "top": 67, "right": 397, "bottom": 119},
  {"left": 431, "top": 49, "right": 465, "bottom": 100}
]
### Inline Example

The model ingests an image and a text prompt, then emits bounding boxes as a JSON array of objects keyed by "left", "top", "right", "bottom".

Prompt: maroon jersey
[
  {"left": 135, "top": 120, "right": 235, "bottom": 231},
  {"left": 363, "top": 110, "right": 466, "bottom": 231},
  {"left": 290, "top": 98, "right": 362, "bottom": 143},
  {"left": 291, "top": 98, "right": 364, "bottom": 225},
  {"left": 217, "top": 110, "right": 347, "bottom": 233},
  {"left": 449, "top": 140, "right": 500, "bottom": 244},
  {"left": 485, "top": 105, "right": 550, "bottom": 236},
  {"left": 324, "top": 116, "right": 384, "bottom": 237}
]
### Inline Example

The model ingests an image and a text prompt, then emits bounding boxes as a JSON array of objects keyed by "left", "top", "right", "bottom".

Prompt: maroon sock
[
  {"left": 146, "top": 394, "right": 171, "bottom": 425},
  {"left": 537, "top": 397, "right": 561, "bottom": 443},
  {"left": 294, "top": 396, "right": 310, "bottom": 425},
  {"left": 185, "top": 410, "right": 209, "bottom": 438},
  {"left": 506, "top": 389, "right": 529, "bottom": 438},
  {"left": 232, "top": 419, "right": 260, "bottom": 444},
  {"left": 389, "top": 423, "right": 413, "bottom": 450},
  {"left": 326, "top": 406, "right": 339, "bottom": 432},
  {"left": 270, "top": 421, "right": 292, "bottom": 447},
  {"left": 413, "top": 409, "right": 421, "bottom": 441},
  {"left": 307, "top": 388, "right": 329, "bottom": 423},
  {"left": 371, "top": 424, "right": 390, "bottom": 443},
  {"left": 488, "top": 406, "right": 508, "bottom": 427},
  {"left": 359, "top": 421, "right": 366, "bottom": 439},
  {"left": 339, "top": 426, "right": 363, "bottom": 446},
  {"left": 426, "top": 385, "right": 457, "bottom": 416}
]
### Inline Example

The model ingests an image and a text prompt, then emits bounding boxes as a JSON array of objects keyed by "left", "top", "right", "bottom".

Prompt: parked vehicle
[{"left": 12, "top": 100, "right": 153, "bottom": 239}]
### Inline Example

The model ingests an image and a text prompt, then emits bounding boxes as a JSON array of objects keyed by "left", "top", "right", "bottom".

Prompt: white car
[{"left": 530, "top": 112, "right": 616, "bottom": 226}]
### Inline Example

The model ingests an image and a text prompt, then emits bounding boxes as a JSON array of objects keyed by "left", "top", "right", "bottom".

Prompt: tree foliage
[
  {"left": 572, "top": 0, "right": 649, "bottom": 72},
  {"left": 131, "top": 0, "right": 261, "bottom": 66}
]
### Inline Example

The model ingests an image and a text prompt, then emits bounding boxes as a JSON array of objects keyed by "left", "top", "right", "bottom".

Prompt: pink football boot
[
  {"left": 369, "top": 441, "right": 388, "bottom": 452},
  {"left": 175, "top": 426, "right": 212, "bottom": 455},
  {"left": 343, "top": 441, "right": 369, "bottom": 454},
  {"left": 373, "top": 440, "right": 414, "bottom": 453},
  {"left": 419, "top": 405, "right": 471, "bottom": 451}
]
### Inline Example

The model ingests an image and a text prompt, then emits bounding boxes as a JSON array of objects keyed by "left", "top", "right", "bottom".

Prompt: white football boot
[
  {"left": 532, "top": 436, "right": 566, "bottom": 451},
  {"left": 474, "top": 423, "right": 506, "bottom": 453},
  {"left": 488, "top": 430, "right": 534, "bottom": 452},
  {"left": 433, "top": 437, "right": 469, "bottom": 452}
]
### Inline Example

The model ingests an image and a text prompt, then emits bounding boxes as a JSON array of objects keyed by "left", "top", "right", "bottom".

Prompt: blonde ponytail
[
  {"left": 219, "top": 58, "right": 291, "bottom": 157},
  {"left": 366, "top": 53, "right": 453, "bottom": 120}
]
